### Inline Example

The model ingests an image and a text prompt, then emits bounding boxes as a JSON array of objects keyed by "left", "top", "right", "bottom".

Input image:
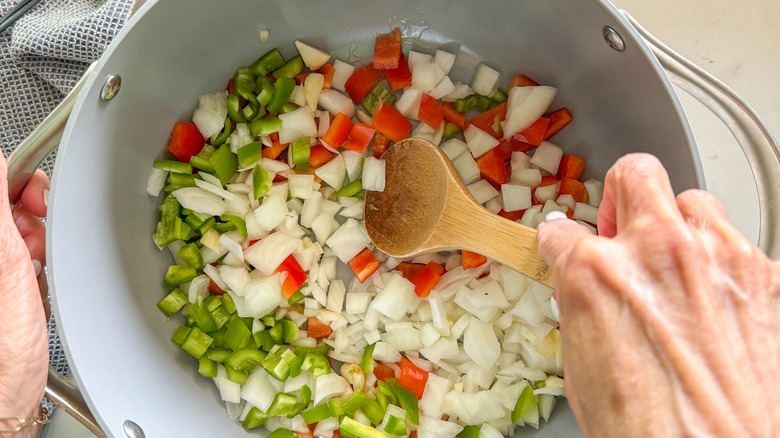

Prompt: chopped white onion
[
  {"left": 331, "top": 59, "right": 356, "bottom": 92},
  {"left": 361, "top": 157, "right": 386, "bottom": 191},
  {"left": 146, "top": 168, "right": 167, "bottom": 197},
  {"left": 318, "top": 89, "right": 355, "bottom": 119},
  {"left": 464, "top": 125, "right": 499, "bottom": 159},
  {"left": 502, "top": 86, "right": 557, "bottom": 139}
]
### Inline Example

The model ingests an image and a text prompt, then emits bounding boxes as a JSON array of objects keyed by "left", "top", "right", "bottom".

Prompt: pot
[{"left": 6, "top": 0, "right": 779, "bottom": 436}]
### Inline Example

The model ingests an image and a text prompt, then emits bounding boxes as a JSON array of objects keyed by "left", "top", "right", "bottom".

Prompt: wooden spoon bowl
[{"left": 364, "top": 138, "right": 553, "bottom": 287}]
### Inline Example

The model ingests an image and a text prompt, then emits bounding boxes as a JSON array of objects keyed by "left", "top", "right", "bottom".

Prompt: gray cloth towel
[{"left": 0, "top": 0, "right": 136, "bottom": 411}]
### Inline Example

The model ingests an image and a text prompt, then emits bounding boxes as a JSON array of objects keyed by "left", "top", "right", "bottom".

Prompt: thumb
[{"left": 537, "top": 214, "right": 595, "bottom": 268}]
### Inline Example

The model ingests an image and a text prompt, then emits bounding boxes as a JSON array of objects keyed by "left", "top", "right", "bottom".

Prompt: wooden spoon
[{"left": 364, "top": 138, "right": 553, "bottom": 287}]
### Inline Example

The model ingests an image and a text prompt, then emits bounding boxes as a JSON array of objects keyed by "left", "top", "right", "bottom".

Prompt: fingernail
[
  {"left": 544, "top": 211, "right": 568, "bottom": 222},
  {"left": 43, "top": 189, "right": 49, "bottom": 207},
  {"left": 551, "top": 296, "right": 560, "bottom": 322},
  {"left": 32, "top": 259, "right": 42, "bottom": 277}
]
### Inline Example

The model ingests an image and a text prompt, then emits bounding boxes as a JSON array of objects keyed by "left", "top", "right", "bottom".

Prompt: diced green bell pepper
[
  {"left": 250, "top": 48, "right": 285, "bottom": 77},
  {"left": 219, "top": 214, "right": 248, "bottom": 236},
  {"left": 209, "top": 144, "right": 238, "bottom": 185},
  {"left": 253, "top": 164, "right": 273, "bottom": 199},
  {"left": 290, "top": 137, "right": 311, "bottom": 166},
  {"left": 154, "top": 160, "right": 193, "bottom": 174},
  {"left": 224, "top": 315, "right": 252, "bottom": 351},
  {"left": 301, "top": 402, "right": 332, "bottom": 424},
  {"left": 198, "top": 356, "right": 218, "bottom": 378},
  {"left": 337, "top": 179, "right": 363, "bottom": 198},
  {"left": 164, "top": 265, "right": 198, "bottom": 286},
  {"left": 177, "top": 242, "right": 204, "bottom": 269},
  {"left": 226, "top": 347, "right": 267, "bottom": 374},
  {"left": 302, "top": 353, "right": 331, "bottom": 378},
  {"left": 190, "top": 144, "right": 217, "bottom": 174},
  {"left": 181, "top": 326, "right": 213, "bottom": 359},
  {"left": 456, "top": 425, "right": 480, "bottom": 438},
  {"left": 272, "top": 55, "right": 304, "bottom": 79},
  {"left": 339, "top": 416, "right": 392, "bottom": 438},
  {"left": 511, "top": 385, "right": 539, "bottom": 423},
  {"left": 267, "top": 392, "right": 299, "bottom": 417},
  {"left": 393, "top": 384, "right": 419, "bottom": 425},
  {"left": 242, "top": 406, "right": 269, "bottom": 430},
  {"left": 210, "top": 117, "right": 232, "bottom": 148},
  {"left": 171, "top": 326, "right": 191, "bottom": 346},
  {"left": 249, "top": 118, "right": 283, "bottom": 137},
  {"left": 343, "top": 390, "right": 370, "bottom": 415},
  {"left": 237, "top": 141, "right": 264, "bottom": 168},
  {"left": 267, "top": 77, "right": 295, "bottom": 114},
  {"left": 156, "top": 288, "right": 187, "bottom": 317}
]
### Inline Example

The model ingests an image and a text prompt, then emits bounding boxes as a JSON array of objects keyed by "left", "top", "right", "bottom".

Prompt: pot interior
[{"left": 49, "top": 0, "right": 701, "bottom": 436}]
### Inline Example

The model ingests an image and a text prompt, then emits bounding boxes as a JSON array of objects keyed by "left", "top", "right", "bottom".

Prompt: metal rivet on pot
[
  {"left": 602, "top": 26, "right": 626, "bottom": 52},
  {"left": 100, "top": 74, "right": 121, "bottom": 101},
  {"left": 122, "top": 420, "right": 145, "bottom": 438}
]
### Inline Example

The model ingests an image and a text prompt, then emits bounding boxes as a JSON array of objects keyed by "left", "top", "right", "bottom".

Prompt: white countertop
[{"left": 44, "top": 0, "right": 780, "bottom": 435}]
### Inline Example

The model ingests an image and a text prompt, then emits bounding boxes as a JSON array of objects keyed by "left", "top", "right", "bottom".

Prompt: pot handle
[
  {"left": 622, "top": 11, "right": 780, "bottom": 260},
  {"left": 5, "top": 62, "right": 107, "bottom": 438}
]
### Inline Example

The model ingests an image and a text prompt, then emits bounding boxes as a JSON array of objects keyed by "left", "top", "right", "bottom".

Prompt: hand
[
  {"left": 0, "top": 155, "right": 49, "bottom": 438},
  {"left": 537, "top": 153, "right": 780, "bottom": 437}
]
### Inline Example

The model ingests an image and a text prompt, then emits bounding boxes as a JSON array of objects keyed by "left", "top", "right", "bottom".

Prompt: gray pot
[{"left": 7, "top": 0, "right": 779, "bottom": 436}]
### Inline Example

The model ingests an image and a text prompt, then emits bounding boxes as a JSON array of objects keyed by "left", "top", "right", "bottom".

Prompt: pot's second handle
[
  {"left": 622, "top": 11, "right": 780, "bottom": 260},
  {"left": 5, "top": 62, "right": 106, "bottom": 438}
]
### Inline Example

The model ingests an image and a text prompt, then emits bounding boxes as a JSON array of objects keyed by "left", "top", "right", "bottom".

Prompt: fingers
[
  {"left": 18, "top": 170, "right": 50, "bottom": 218},
  {"left": 12, "top": 207, "right": 46, "bottom": 265},
  {"left": 676, "top": 189, "right": 729, "bottom": 228},
  {"left": 537, "top": 216, "right": 595, "bottom": 268},
  {"left": 598, "top": 153, "right": 681, "bottom": 237}
]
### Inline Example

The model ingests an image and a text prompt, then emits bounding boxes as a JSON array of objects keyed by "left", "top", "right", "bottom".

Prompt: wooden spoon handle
[{"left": 436, "top": 203, "right": 554, "bottom": 287}]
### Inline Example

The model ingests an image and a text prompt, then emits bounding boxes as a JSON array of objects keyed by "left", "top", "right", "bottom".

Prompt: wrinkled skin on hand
[
  {"left": 537, "top": 153, "right": 780, "bottom": 437},
  {"left": 0, "top": 155, "right": 49, "bottom": 438}
]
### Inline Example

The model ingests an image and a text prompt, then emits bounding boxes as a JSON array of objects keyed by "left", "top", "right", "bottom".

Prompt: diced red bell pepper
[
  {"left": 372, "top": 101, "right": 412, "bottom": 143},
  {"left": 349, "top": 123, "right": 376, "bottom": 148},
  {"left": 410, "top": 262, "right": 445, "bottom": 298},
  {"left": 498, "top": 136, "right": 536, "bottom": 161},
  {"left": 295, "top": 430, "right": 316, "bottom": 438},
  {"left": 373, "top": 363, "right": 396, "bottom": 381},
  {"left": 498, "top": 209, "right": 525, "bottom": 221},
  {"left": 398, "top": 356, "right": 429, "bottom": 400},
  {"left": 372, "top": 132, "right": 391, "bottom": 158},
  {"left": 384, "top": 53, "right": 412, "bottom": 91},
  {"left": 208, "top": 277, "right": 226, "bottom": 295},
  {"left": 373, "top": 28, "right": 402, "bottom": 70},
  {"left": 226, "top": 78, "right": 236, "bottom": 95},
  {"left": 275, "top": 255, "right": 307, "bottom": 299},
  {"left": 348, "top": 248, "right": 380, "bottom": 283},
  {"left": 262, "top": 132, "right": 288, "bottom": 160},
  {"left": 509, "top": 74, "right": 540, "bottom": 88},
  {"left": 544, "top": 108, "right": 573, "bottom": 140},
  {"left": 467, "top": 102, "right": 507, "bottom": 138},
  {"left": 558, "top": 154, "right": 585, "bottom": 180},
  {"left": 322, "top": 112, "right": 354, "bottom": 149},
  {"left": 476, "top": 146, "right": 508, "bottom": 188},
  {"left": 443, "top": 102, "right": 466, "bottom": 131},
  {"left": 317, "top": 64, "right": 336, "bottom": 89},
  {"left": 540, "top": 175, "right": 559, "bottom": 186},
  {"left": 396, "top": 262, "right": 425, "bottom": 281},
  {"left": 513, "top": 117, "right": 551, "bottom": 147},
  {"left": 309, "top": 144, "right": 334, "bottom": 168},
  {"left": 462, "top": 250, "right": 487, "bottom": 269},
  {"left": 167, "top": 122, "right": 205, "bottom": 163},
  {"left": 559, "top": 176, "right": 589, "bottom": 203},
  {"left": 345, "top": 64, "right": 385, "bottom": 104},
  {"left": 307, "top": 316, "right": 332, "bottom": 339},
  {"left": 418, "top": 93, "right": 445, "bottom": 130},
  {"left": 294, "top": 72, "right": 310, "bottom": 85}
]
